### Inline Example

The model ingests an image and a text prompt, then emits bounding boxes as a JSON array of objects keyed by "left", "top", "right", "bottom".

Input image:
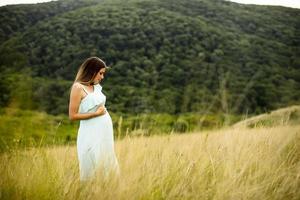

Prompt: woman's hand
[{"left": 95, "top": 105, "right": 106, "bottom": 116}]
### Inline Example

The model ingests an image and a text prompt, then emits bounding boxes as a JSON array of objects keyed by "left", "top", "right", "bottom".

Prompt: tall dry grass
[{"left": 0, "top": 125, "right": 299, "bottom": 200}]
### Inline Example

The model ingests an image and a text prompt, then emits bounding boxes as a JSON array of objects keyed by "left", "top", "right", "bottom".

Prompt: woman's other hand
[{"left": 95, "top": 105, "right": 106, "bottom": 116}]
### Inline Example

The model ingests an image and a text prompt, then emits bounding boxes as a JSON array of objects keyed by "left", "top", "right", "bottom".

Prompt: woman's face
[{"left": 93, "top": 68, "right": 106, "bottom": 84}]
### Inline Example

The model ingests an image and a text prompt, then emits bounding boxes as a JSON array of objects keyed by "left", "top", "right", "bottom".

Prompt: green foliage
[
  {"left": 0, "top": 108, "right": 241, "bottom": 151},
  {"left": 0, "top": 0, "right": 299, "bottom": 115},
  {"left": 0, "top": 108, "right": 78, "bottom": 152},
  {"left": 0, "top": 0, "right": 102, "bottom": 43},
  {"left": 173, "top": 118, "right": 189, "bottom": 133}
]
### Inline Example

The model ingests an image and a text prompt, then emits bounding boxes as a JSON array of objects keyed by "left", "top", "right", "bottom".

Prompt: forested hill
[
  {"left": 0, "top": 0, "right": 104, "bottom": 43},
  {"left": 0, "top": 0, "right": 299, "bottom": 115}
]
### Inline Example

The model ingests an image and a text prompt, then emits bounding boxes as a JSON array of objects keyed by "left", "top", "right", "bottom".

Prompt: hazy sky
[
  {"left": 0, "top": 0, "right": 57, "bottom": 7},
  {"left": 228, "top": 0, "right": 300, "bottom": 9},
  {"left": 0, "top": 0, "right": 299, "bottom": 8}
]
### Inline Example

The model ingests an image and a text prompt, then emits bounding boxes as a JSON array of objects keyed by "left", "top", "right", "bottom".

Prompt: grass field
[{"left": 0, "top": 124, "right": 299, "bottom": 200}]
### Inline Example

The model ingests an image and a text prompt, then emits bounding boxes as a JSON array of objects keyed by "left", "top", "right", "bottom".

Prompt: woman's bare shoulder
[{"left": 71, "top": 82, "right": 83, "bottom": 92}]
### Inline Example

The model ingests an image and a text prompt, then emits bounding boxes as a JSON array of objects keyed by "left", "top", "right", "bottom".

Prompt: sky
[
  {"left": 0, "top": 0, "right": 299, "bottom": 8},
  {"left": 228, "top": 0, "right": 300, "bottom": 9},
  {"left": 0, "top": 0, "right": 57, "bottom": 7}
]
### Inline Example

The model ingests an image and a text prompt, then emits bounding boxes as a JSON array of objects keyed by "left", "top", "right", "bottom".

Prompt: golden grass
[
  {"left": 233, "top": 105, "right": 300, "bottom": 128},
  {"left": 0, "top": 125, "right": 299, "bottom": 200}
]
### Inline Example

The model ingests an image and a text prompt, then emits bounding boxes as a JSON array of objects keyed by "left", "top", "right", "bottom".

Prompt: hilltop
[{"left": 233, "top": 105, "right": 300, "bottom": 128}]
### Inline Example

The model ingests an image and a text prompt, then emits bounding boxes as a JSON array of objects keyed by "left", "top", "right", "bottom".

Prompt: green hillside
[
  {"left": 1, "top": 103, "right": 298, "bottom": 152},
  {"left": 0, "top": 0, "right": 102, "bottom": 43},
  {"left": 0, "top": 107, "right": 241, "bottom": 151},
  {"left": 0, "top": 0, "right": 299, "bottom": 115}
]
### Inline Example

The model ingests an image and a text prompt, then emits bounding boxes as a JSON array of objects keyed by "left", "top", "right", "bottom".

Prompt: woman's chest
[{"left": 79, "top": 91, "right": 106, "bottom": 113}]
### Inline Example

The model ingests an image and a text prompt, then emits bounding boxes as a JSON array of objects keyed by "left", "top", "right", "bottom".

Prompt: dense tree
[{"left": 0, "top": 0, "right": 299, "bottom": 115}]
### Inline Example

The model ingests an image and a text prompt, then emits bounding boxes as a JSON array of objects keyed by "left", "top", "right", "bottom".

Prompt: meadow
[
  {"left": 0, "top": 124, "right": 299, "bottom": 200},
  {"left": 1, "top": 0, "right": 299, "bottom": 199}
]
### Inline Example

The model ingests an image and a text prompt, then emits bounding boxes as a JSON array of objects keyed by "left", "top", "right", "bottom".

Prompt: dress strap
[{"left": 81, "top": 84, "right": 89, "bottom": 94}]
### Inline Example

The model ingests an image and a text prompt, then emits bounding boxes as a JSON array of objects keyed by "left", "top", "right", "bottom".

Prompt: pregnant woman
[{"left": 69, "top": 57, "right": 120, "bottom": 181}]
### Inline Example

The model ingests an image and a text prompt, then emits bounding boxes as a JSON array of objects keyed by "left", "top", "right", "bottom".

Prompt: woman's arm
[{"left": 68, "top": 82, "right": 106, "bottom": 121}]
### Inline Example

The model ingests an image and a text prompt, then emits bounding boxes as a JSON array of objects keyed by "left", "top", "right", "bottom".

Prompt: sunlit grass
[{"left": 0, "top": 125, "right": 299, "bottom": 200}]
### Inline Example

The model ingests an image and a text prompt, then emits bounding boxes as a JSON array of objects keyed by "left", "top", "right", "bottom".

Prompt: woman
[{"left": 69, "top": 56, "right": 120, "bottom": 181}]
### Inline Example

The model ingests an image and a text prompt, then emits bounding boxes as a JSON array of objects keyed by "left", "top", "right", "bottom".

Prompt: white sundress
[{"left": 76, "top": 83, "right": 120, "bottom": 181}]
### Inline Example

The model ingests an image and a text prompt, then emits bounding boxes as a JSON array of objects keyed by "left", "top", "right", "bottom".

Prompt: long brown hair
[{"left": 74, "top": 57, "right": 107, "bottom": 85}]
